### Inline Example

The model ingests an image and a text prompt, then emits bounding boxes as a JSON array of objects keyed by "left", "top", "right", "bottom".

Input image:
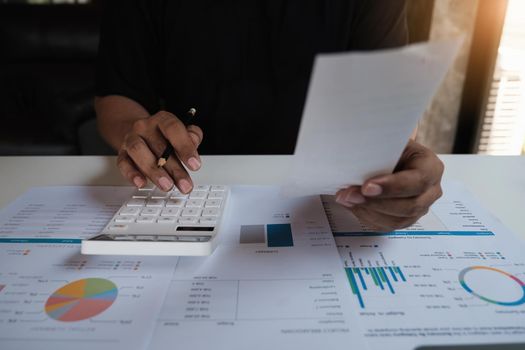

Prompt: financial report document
[
  {"left": 1, "top": 184, "right": 524, "bottom": 350},
  {"left": 322, "top": 181, "right": 525, "bottom": 349},
  {"left": 149, "top": 186, "right": 367, "bottom": 350},
  {"left": 0, "top": 187, "right": 177, "bottom": 350},
  {"left": 0, "top": 186, "right": 368, "bottom": 350}
]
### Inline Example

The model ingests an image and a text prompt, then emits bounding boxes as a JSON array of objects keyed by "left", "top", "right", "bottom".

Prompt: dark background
[{"left": 0, "top": 0, "right": 436, "bottom": 156}]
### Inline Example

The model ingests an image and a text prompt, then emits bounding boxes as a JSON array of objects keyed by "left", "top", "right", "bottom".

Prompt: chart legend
[{"left": 45, "top": 278, "right": 118, "bottom": 321}]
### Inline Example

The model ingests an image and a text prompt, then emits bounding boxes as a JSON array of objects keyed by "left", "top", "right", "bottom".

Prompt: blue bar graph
[
  {"left": 267, "top": 224, "right": 294, "bottom": 247},
  {"left": 345, "top": 266, "right": 407, "bottom": 309}
]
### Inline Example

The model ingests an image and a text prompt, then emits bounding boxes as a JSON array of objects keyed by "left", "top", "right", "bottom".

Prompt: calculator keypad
[{"left": 103, "top": 184, "right": 228, "bottom": 237}]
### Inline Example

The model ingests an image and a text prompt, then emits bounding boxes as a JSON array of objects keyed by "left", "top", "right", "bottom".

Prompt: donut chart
[
  {"left": 459, "top": 266, "right": 525, "bottom": 306},
  {"left": 45, "top": 278, "right": 118, "bottom": 321}
]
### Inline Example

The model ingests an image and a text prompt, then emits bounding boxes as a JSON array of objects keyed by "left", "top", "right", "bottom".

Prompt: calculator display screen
[{"left": 176, "top": 226, "right": 214, "bottom": 232}]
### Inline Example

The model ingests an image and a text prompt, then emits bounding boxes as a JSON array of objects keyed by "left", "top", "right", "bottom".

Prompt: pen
[{"left": 157, "top": 108, "right": 197, "bottom": 167}]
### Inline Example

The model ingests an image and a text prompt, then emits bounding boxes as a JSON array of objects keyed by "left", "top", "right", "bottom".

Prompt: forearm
[{"left": 95, "top": 95, "right": 151, "bottom": 150}]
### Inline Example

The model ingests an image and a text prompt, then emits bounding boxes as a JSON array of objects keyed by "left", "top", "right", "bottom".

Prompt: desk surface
[{"left": 1, "top": 155, "right": 524, "bottom": 239}]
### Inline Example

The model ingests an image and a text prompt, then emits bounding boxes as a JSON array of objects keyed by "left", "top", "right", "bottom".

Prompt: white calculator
[{"left": 81, "top": 184, "right": 229, "bottom": 256}]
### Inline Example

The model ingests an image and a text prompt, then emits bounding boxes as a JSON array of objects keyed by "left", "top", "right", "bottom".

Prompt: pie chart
[{"left": 45, "top": 278, "right": 118, "bottom": 322}]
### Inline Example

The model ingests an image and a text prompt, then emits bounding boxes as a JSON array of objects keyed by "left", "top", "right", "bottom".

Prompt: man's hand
[
  {"left": 335, "top": 140, "right": 444, "bottom": 231},
  {"left": 117, "top": 111, "right": 203, "bottom": 193}
]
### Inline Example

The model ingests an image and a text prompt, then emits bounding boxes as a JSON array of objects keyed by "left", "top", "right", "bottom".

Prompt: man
[{"left": 95, "top": 0, "right": 443, "bottom": 232}]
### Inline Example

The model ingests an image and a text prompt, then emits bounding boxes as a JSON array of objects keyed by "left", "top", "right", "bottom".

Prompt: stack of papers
[{"left": 1, "top": 182, "right": 525, "bottom": 350}]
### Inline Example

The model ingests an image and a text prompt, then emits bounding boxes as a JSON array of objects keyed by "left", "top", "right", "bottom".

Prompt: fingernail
[
  {"left": 188, "top": 157, "right": 201, "bottom": 171},
  {"left": 158, "top": 177, "right": 174, "bottom": 191},
  {"left": 178, "top": 179, "right": 193, "bottom": 194},
  {"left": 363, "top": 183, "right": 382, "bottom": 196},
  {"left": 335, "top": 193, "right": 354, "bottom": 207},
  {"left": 345, "top": 192, "right": 366, "bottom": 204},
  {"left": 133, "top": 176, "right": 144, "bottom": 188}
]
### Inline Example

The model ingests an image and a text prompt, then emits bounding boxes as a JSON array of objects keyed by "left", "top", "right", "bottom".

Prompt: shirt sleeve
[
  {"left": 95, "top": 0, "right": 163, "bottom": 114},
  {"left": 349, "top": 0, "right": 408, "bottom": 50}
]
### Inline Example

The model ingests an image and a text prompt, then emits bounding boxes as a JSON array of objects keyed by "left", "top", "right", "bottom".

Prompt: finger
[
  {"left": 361, "top": 168, "right": 433, "bottom": 199},
  {"left": 123, "top": 134, "right": 174, "bottom": 191},
  {"left": 131, "top": 118, "right": 167, "bottom": 157},
  {"left": 362, "top": 148, "right": 443, "bottom": 199},
  {"left": 162, "top": 155, "right": 194, "bottom": 194},
  {"left": 186, "top": 124, "right": 203, "bottom": 147},
  {"left": 156, "top": 112, "right": 201, "bottom": 171},
  {"left": 351, "top": 205, "right": 419, "bottom": 232},
  {"left": 359, "top": 184, "right": 442, "bottom": 217},
  {"left": 335, "top": 186, "right": 366, "bottom": 207},
  {"left": 117, "top": 150, "right": 146, "bottom": 188}
]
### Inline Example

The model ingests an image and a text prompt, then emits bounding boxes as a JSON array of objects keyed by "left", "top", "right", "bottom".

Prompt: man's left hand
[{"left": 335, "top": 140, "right": 444, "bottom": 232}]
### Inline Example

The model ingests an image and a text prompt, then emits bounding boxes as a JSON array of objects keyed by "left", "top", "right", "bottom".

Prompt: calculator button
[
  {"left": 126, "top": 198, "right": 146, "bottom": 207},
  {"left": 166, "top": 199, "right": 185, "bottom": 207},
  {"left": 136, "top": 235, "right": 155, "bottom": 241},
  {"left": 120, "top": 207, "right": 140, "bottom": 216},
  {"left": 113, "top": 235, "right": 134, "bottom": 241},
  {"left": 171, "top": 191, "right": 189, "bottom": 199},
  {"left": 199, "top": 217, "right": 217, "bottom": 225},
  {"left": 140, "top": 208, "right": 161, "bottom": 216},
  {"left": 146, "top": 199, "right": 166, "bottom": 207},
  {"left": 157, "top": 235, "right": 178, "bottom": 241},
  {"left": 136, "top": 216, "right": 155, "bottom": 224},
  {"left": 157, "top": 217, "right": 176, "bottom": 224},
  {"left": 208, "top": 191, "right": 225, "bottom": 199},
  {"left": 211, "top": 185, "right": 226, "bottom": 191},
  {"left": 181, "top": 208, "right": 201, "bottom": 217},
  {"left": 115, "top": 216, "right": 135, "bottom": 223},
  {"left": 177, "top": 236, "right": 199, "bottom": 242},
  {"left": 132, "top": 190, "right": 149, "bottom": 199},
  {"left": 151, "top": 189, "right": 170, "bottom": 198},
  {"left": 178, "top": 218, "right": 198, "bottom": 224},
  {"left": 138, "top": 183, "right": 155, "bottom": 191},
  {"left": 189, "top": 191, "right": 207, "bottom": 199},
  {"left": 161, "top": 208, "right": 180, "bottom": 216},
  {"left": 202, "top": 208, "right": 220, "bottom": 217},
  {"left": 205, "top": 200, "right": 221, "bottom": 208},
  {"left": 109, "top": 224, "right": 128, "bottom": 231},
  {"left": 195, "top": 185, "right": 210, "bottom": 191},
  {"left": 186, "top": 199, "right": 204, "bottom": 208}
]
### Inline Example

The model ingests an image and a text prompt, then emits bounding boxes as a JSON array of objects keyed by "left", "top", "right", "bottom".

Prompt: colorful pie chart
[
  {"left": 45, "top": 278, "right": 118, "bottom": 322},
  {"left": 459, "top": 266, "right": 525, "bottom": 306}
]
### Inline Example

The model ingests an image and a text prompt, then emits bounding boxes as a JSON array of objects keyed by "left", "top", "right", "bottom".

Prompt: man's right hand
[{"left": 117, "top": 111, "right": 203, "bottom": 193}]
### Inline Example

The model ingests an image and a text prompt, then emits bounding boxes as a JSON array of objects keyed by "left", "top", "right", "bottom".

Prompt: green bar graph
[{"left": 344, "top": 266, "right": 407, "bottom": 309}]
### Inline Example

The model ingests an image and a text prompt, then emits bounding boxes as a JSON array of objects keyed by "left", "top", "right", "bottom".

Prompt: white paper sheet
[
  {"left": 0, "top": 186, "right": 134, "bottom": 240},
  {"left": 150, "top": 186, "right": 368, "bottom": 350},
  {"left": 323, "top": 181, "right": 525, "bottom": 349},
  {"left": 0, "top": 186, "right": 177, "bottom": 350},
  {"left": 0, "top": 242, "right": 176, "bottom": 350},
  {"left": 286, "top": 39, "right": 462, "bottom": 196}
]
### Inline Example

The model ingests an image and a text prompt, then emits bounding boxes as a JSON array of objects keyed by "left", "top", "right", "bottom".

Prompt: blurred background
[{"left": 0, "top": 0, "right": 523, "bottom": 156}]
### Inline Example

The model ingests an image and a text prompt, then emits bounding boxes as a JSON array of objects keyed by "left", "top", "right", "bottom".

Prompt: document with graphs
[
  {"left": 0, "top": 186, "right": 178, "bottom": 350},
  {"left": 0, "top": 242, "right": 176, "bottom": 350},
  {"left": 1, "top": 184, "right": 524, "bottom": 350},
  {"left": 322, "top": 181, "right": 525, "bottom": 349},
  {"left": 149, "top": 186, "right": 368, "bottom": 350}
]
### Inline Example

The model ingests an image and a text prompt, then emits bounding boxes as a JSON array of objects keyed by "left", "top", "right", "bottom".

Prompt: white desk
[{"left": 1, "top": 155, "right": 524, "bottom": 239}]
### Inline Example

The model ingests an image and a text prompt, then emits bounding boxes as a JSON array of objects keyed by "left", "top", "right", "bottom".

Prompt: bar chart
[
  {"left": 239, "top": 223, "right": 294, "bottom": 247},
  {"left": 345, "top": 266, "right": 407, "bottom": 308}
]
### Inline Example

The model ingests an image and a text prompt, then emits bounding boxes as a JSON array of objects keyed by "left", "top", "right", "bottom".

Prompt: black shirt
[{"left": 96, "top": 0, "right": 408, "bottom": 154}]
